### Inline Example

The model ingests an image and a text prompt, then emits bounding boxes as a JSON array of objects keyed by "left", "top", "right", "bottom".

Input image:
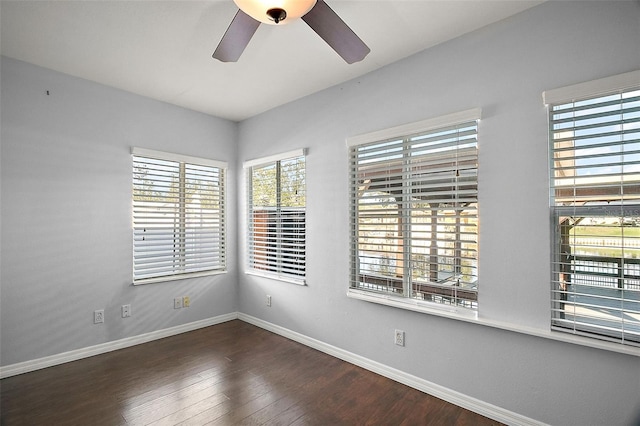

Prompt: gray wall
[
  {"left": 0, "top": 56, "right": 239, "bottom": 365},
  {"left": 237, "top": 2, "right": 640, "bottom": 425},
  {"left": 1, "top": 1, "right": 640, "bottom": 425}
]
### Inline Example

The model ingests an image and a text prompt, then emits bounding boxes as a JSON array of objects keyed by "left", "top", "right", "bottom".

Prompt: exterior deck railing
[
  {"left": 571, "top": 255, "right": 640, "bottom": 291},
  {"left": 357, "top": 274, "right": 478, "bottom": 303}
]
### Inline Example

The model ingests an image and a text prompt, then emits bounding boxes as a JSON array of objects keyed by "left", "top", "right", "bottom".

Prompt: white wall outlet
[
  {"left": 266, "top": 295, "right": 272, "bottom": 307},
  {"left": 174, "top": 297, "right": 183, "bottom": 309},
  {"left": 122, "top": 304, "right": 131, "bottom": 318},
  {"left": 94, "top": 309, "right": 104, "bottom": 324},
  {"left": 183, "top": 296, "right": 190, "bottom": 308},
  {"left": 394, "top": 329, "right": 405, "bottom": 346}
]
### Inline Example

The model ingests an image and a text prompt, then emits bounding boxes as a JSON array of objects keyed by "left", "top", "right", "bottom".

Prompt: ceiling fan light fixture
[
  {"left": 233, "top": 0, "right": 317, "bottom": 25},
  {"left": 215, "top": 0, "right": 370, "bottom": 63}
]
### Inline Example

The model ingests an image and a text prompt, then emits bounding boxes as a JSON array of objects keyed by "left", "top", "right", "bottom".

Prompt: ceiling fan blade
[
  {"left": 302, "top": 0, "right": 370, "bottom": 64},
  {"left": 213, "top": 9, "right": 260, "bottom": 62}
]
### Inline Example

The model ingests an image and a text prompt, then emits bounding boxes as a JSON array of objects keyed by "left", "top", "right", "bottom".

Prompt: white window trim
[
  {"left": 347, "top": 108, "right": 481, "bottom": 316},
  {"left": 243, "top": 148, "right": 307, "bottom": 169},
  {"left": 245, "top": 270, "right": 306, "bottom": 286},
  {"left": 542, "top": 69, "right": 640, "bottom": 105},
  {"left": 245, "top": 149, "right": 307, "bottom": 284},
  {"left": 544, "top": 72, "right": 640, "bottom": 347},
  {"left": 132, "top": 147, "right": 228, "bottom": 169},
  {"left": 346, "top": 108, "right": 482, "bottom": 147},
  {"left": 131, "top": 147, "right": 228, "bottom": 284},
  {"left": 133, "top": 270, "right": 227, "bottom": 286},
  {"left": 347, "top": 288, "right": 478, "bottom": 319}
]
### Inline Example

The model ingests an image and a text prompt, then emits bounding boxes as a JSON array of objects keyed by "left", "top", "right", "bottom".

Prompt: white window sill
[
  {"left": 347, "top": 288, "right": 478, "bottom": 321},
  {"left": 245, "top": 270, "right": 306, "bottom": 286},
  {"left": 347, "top": 289, "right": 640, "bottom": 357},
  {"left": 133, "top": 269, "right": 227, "bottom": 285}
]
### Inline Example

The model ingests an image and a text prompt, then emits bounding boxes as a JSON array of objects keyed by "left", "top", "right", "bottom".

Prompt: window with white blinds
[
  {"left": 546, "top": 71, "right": 640, "bottom": 346},
  {"left": 348, "top": 110, "right": 480, "bottom": 311},
  {"left": 246, "top": 149, "right": 306, "bottom": 284},
  {"left": 132, "top": 148, "right": 226, "bottom": 284}
]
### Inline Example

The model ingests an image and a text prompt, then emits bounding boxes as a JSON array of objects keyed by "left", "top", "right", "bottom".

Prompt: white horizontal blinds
[
  {"left": 549, "top": 84, "right": 640, "bottom": 345},
  {"left": 409, "top": 122, "right": 478, "bottom": 308},
  {"left": 350, "top": 118, "right": 479, "bottom": 309},
  {"left": 248, "top": 153, "right": 306, "bottom": 281},
  {"left": 132, "top": 153, "right": 225, "bottom": 282},
  {"left": 352, "top": 137, "right": 406, "bottom": 295}
]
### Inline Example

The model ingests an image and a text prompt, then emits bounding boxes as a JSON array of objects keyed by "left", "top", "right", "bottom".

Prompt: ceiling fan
[{"left": 213, "top": 0, "right": 370, "bottom": 64}]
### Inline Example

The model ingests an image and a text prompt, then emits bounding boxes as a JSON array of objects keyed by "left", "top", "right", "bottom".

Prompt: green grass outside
[
  {"left": 572, "top": 225, "right": 640, "bottom": 238},
  {"left": 571, "top": 224, "right": 640, "bottom": 258}
]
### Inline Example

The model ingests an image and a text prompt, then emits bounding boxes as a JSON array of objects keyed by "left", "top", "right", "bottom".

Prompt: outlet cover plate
[
  {"left": 122, "top": 304, "right": 131, "bottom": 318},
  {"left": 94, "top": 309, "right": 104, "bottom": 324}
]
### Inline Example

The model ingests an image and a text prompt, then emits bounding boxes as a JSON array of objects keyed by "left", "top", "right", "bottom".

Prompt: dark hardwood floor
[{"left": 1, "top": 320, "right": 502, "bottom": 425}]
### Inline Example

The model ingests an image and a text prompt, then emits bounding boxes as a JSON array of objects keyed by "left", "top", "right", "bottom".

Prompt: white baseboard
[
  {"left": 238, "top": 313, "right": 546, "bottom": 426},
  {"left": 1, "top": 311, "right": 544, "bottom": 425},
  {"left": 0, "top": 312, "right": 238, "bottom": 379}
]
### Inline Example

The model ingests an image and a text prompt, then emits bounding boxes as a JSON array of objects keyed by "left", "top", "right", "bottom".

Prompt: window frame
[
  {"left": 347, "top": 109, "right": 481, "bottom": 317},
  {"left": 544, "top": 70, "right": 640, "bottom": 346},
  {"left": 245, "top": 149, "right": 307, "bottom": 285},
  {"left": 131, "top": 147, "right": 227, "bottom": 285}
]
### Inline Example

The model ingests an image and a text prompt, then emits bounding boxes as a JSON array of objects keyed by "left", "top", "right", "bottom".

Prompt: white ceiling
[{"left": 0, "top": 0, "right": 544, "bottom": 122}]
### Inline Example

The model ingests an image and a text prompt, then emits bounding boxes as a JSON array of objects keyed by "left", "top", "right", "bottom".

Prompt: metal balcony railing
[{"left": 570, "top": 255, "right": 640, "bottom": 291}]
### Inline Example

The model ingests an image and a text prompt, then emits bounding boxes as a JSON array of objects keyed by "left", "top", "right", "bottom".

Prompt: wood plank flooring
[{"left": 1, "top": 320, "right": 502, "bottom": 425}]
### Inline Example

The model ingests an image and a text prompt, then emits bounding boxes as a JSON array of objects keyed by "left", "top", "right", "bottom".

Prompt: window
[
  {"left": 545, "top": 70, "right": 640, "bottom": 345},
  {"left": 246, "top": 149, "right": 306, "bottom": 283},
  {"left": 132, "top": 148, "right": 226, "bottom": 284},
  {"left": 348, "top": 109, "right": 480, "bottom": 312}
]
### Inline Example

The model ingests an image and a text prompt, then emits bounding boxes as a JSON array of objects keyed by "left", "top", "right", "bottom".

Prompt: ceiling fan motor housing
[
  {"left": 233, "top": 0, "right": 317, "bottom": 25},
  {"left": 267, "top": 8, "right": 286, "bottom": 24}
]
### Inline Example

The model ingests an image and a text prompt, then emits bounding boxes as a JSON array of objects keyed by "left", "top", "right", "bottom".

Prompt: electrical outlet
[
  {"left": 94, "top": 309, "right": 104, "bottom": 324},
  {"left": 394, "top": 329, "right": 405, "bottom": 347},
  {"left": 183, "top": 296, "right": 190, "bottom": 308},
  {"left": 174, "top": 297, "right": 183, "bottom": 309},
  {"left": 122, "top": 304, "right": 131, "bottom": 318},
  {"left": 266, "top": 295, "right": 272, "bottom": 307}
]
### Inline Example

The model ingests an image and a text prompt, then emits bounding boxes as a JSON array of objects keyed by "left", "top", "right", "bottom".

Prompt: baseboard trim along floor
[
  {"left": 0, "top": 312, "right": 238, "bottom": 379},
  {"left": 1, "top": 312, "right": 544, "bottom": 425},
  {"left": 238, "top": 313, "right": 545, "bottom": 426}
]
